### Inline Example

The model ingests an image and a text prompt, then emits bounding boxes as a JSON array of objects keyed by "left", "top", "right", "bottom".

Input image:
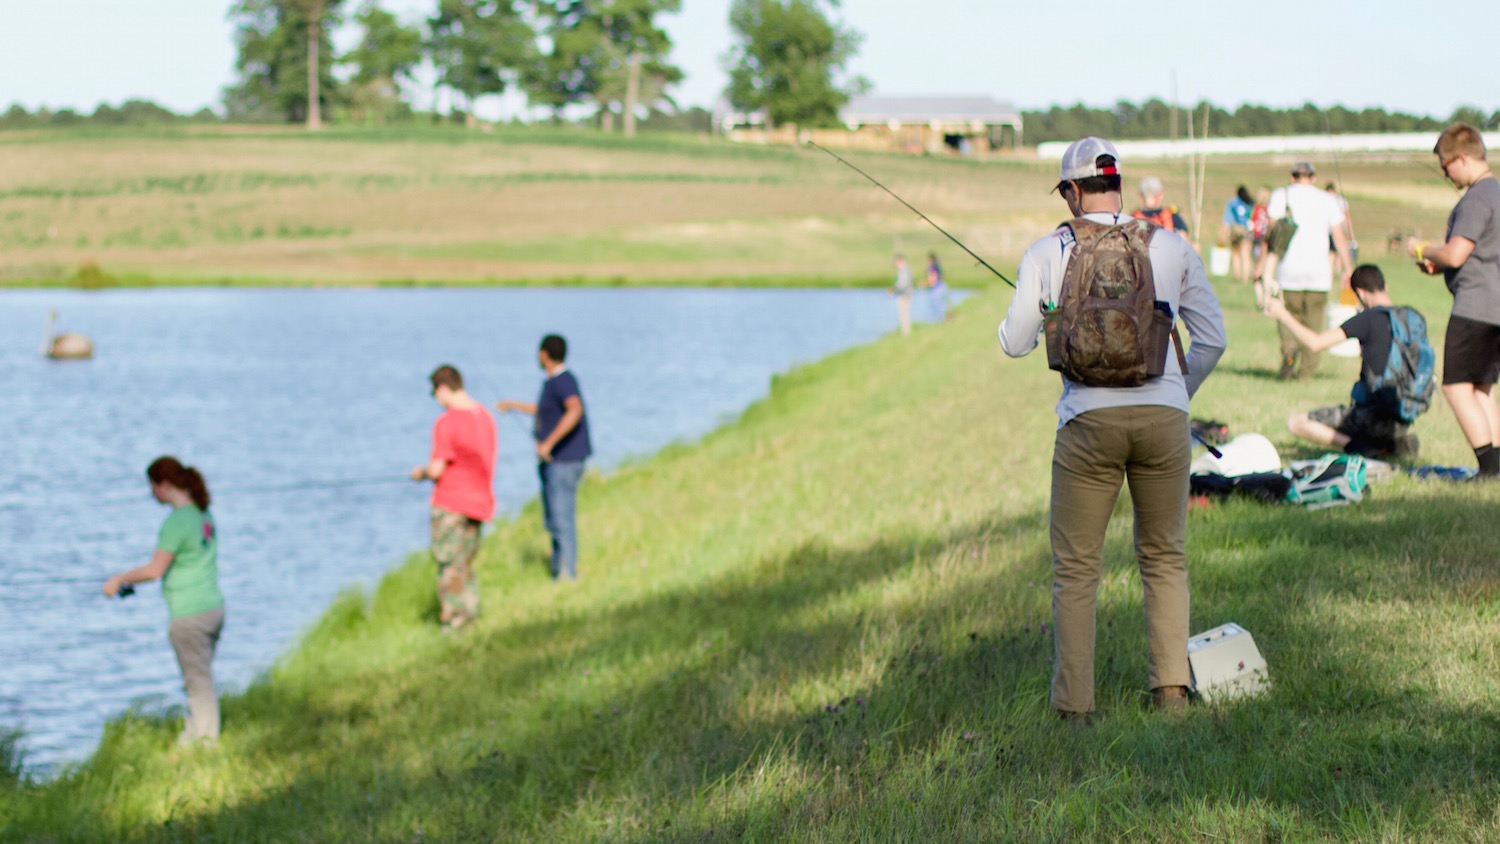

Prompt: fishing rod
[
  {"left": 806, "top": 141, "right": 1016, "bottom": 289},
  {"left": 1324, "top": 114, "right": 1353, "bottom": 246},
  {"left": 0, "top": 474, "right": 416, "bottom": 514}
]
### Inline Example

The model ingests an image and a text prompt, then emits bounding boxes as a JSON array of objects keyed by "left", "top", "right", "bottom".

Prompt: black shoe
[{"left": 1277, "top": 357, "right": 1297, "bottom": 380}]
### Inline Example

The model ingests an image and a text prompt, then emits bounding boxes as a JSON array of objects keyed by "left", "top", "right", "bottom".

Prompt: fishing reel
[{"left": 118, "top": 584, "right": 135, "bottom": 599}]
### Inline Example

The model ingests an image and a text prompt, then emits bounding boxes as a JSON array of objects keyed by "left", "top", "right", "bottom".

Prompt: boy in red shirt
[{"left": 411, "top": 365, "right": 497, "bottom": 630}]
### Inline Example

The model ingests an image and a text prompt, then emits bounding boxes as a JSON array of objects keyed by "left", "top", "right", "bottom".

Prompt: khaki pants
[
  {"left": 1050, "top": 406, "right": 1191, "bottom": 714},
  {"left": 895, "top": 292, "right": 912, "bottom": 335},
  {"left": 1278, "top": 290, "right": 1327, "bottom": 378},
  {"left": 169, "top": 605, "right": 225, "bottom": 745}
]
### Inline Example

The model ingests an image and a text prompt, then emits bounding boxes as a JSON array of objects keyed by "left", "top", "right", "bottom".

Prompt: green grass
[{"left": 4, "top": 259, "right": 1498, "bottom": 842}]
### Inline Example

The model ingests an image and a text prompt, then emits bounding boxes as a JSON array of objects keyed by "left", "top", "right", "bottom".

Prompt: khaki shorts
[{"left": 1309, "top": 404, "right": 1406, "bottom": 449}]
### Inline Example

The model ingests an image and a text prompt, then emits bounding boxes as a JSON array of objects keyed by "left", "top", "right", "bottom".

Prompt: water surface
[{"left": 0, "top": 286, "right": 913, "bottom": 773}]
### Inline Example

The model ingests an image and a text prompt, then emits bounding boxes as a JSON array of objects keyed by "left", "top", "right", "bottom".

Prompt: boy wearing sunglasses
[{"left": 1408, "top": 122, "right": 1500, "bottom": 478}]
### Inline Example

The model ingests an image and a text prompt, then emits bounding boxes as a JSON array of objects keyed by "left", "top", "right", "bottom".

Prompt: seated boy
[{"left": 1264, "top": 265, "right": 1428, "bottom": 457}]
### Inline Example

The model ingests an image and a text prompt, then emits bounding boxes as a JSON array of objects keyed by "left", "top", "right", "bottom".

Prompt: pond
[{"left": 0, "top": 285, "right": 932, "bottom": 773}]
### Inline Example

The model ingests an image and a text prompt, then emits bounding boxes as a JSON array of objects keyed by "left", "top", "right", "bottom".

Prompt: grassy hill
[
  {"left": 0, "top": 125, "right": 1456, "bottom": 288},
  {"left": 5, "top": 256, "right": 1497, "bottom": 841}
]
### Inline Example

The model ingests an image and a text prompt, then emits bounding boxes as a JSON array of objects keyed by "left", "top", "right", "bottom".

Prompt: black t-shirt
[
  {"left": 1340, "top": 308, "right": 1393, "bottom": 389},
  {"left": 535, "top": 369, "right": 593, "bottom": 462}
]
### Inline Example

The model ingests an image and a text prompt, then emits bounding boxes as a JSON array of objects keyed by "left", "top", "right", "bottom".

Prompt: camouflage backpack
[{"left": 1042, "top": 217, "right": 1184, "bottom": 388}]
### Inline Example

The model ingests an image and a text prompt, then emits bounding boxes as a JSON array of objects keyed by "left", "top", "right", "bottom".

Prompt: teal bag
[{"left": 1285, "top": 454, "right": 1367, "bottom": 509}]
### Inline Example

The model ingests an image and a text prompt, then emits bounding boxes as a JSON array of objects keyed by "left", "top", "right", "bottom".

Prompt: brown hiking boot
[
  {"left": 1057, "top": 709, "right": 1096, "bottom": 729},
  {"left": 1277, "top": 356, "right": 1297, "bottom": 381},
  {"left": 1151, "top": 685, "right": 1189, "bottom": 714},
  {"left": 1393, "top": 433, "right": 1420, "bottom": 459}
]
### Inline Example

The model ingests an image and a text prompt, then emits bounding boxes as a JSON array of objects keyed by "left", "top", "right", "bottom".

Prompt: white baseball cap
[
  {"left": 1057, "top": 136, "right": 1122, "bottom": 183},
  {"left": 1139, "top": 175, "right": 1164, "bottom": 197}
]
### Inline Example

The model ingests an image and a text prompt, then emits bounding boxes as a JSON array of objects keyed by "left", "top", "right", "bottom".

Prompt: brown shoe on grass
[
  {"left": 1057, "top": 709, "right": 1095, "bottom": 729},
  {"left": 1151, "top": 685, "right": 1189, "bottom": 714}
]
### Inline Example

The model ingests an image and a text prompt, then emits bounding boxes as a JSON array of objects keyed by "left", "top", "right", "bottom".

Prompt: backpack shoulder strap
[{"left": 1065, "top": 217, "right": 1107, "bottom": 239}]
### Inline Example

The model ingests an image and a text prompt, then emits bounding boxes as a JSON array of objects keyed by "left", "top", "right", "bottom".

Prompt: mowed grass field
[
  {"left": 4, "top": 252, "right": 1498, "bottom": 839},
  {"left": 0, "top": 124, "right": 1459, "bottom": 287}
]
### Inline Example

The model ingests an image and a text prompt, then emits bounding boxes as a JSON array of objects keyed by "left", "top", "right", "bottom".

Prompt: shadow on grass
[
  {"left": 1217, "top": 364, "right": 1287, "bottom": 382},
  {"left": 58, "top": 493, "right": 1500, "bottom": 841}
]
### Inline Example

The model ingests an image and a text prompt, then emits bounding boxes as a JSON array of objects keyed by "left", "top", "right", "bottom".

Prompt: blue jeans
[
  {"left": 927, "top": 286, "right": 949, "bottom": 323},
  {"left": 539, "top": 460, "right": 585, "bottom": 580}
]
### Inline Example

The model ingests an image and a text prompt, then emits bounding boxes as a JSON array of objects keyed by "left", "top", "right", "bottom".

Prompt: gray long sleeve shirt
[{"left": 998, "top": 211, "right": 1227, "bottom": 428}]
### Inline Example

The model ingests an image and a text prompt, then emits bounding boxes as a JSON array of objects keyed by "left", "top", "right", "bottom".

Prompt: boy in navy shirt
[{"left": 497, "top": 334, "right": 592, "bottom": 580}]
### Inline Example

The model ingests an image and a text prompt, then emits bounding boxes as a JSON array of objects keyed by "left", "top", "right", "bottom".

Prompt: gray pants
[{"left": 169, "top": 606, "right": 225, "bottom": 745}]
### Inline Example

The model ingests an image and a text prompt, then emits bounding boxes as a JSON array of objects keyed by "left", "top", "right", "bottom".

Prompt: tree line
[
  {"left": 1022, "top": 100, "right": 1500, "bottom": 145},
  {"left": 221, "top": 0, "right": 862, "bottom": 134},
  {"left": 9, "top": 94, "right": 1493, "bottom": 143},
  {"left": 0, "top": 0, "right": 864, "bottom": 135}
]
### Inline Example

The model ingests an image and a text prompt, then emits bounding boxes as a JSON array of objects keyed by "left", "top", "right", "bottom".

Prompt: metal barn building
[{"left": 838, "top": 95, "right": 1024, "bottom": 154}]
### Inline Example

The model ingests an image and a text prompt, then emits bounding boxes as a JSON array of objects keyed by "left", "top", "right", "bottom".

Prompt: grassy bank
[
  {"left": 4, "top": 257, "right": 1497, "bottom": 841},
  {"left": 0, "top": 125, "right": 1454, "bottom": 289}
]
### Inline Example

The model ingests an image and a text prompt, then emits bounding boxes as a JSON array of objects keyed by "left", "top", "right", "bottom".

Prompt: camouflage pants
[{"left": 430, "top": 507, "right": 481, "bottom": 628}]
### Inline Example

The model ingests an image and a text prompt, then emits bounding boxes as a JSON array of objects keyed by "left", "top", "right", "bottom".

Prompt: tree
[
  {"left": 724, "top": 0, "right": 863, "bottom": 129},
  {"left": 225, "top": 0, "right": 345, "bottom": 124},
  {"left": 527, "top": 0, "right": 683, "bottom": 136},
  {"left": 1449, "top": 105, "right": 1491, "bottom": 130},
  {"left": 344, "top": 2, "right": 425, "bottom": 123},
  {"left": 287, "top": 0, "right": 340, "bottom": 129},
  {"left": 428, "top": 0, "right": 536, "bottom": 126}
]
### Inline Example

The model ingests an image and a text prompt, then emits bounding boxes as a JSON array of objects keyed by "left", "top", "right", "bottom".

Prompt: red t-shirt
[{"left": 430, "top": 405, "right": 498, "bottom": 521}]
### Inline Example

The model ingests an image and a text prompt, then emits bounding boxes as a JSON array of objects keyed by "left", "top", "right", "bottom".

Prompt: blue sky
[{"left": 1, "top": 0, "right": 1494, "bottom": 120}]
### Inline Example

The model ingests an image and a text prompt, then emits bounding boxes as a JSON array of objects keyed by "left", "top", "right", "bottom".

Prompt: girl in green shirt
[{"left": 103, "top": 456, "right": 226, "bottom": 746}]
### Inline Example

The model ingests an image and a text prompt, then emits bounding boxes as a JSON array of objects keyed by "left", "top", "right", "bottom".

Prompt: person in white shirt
[
  {"left": 999, "top": 137, "right": 1226, "bottom": 721},
  {"left": 1267, "top": 161, "right": 1354, "bottom": 379}
]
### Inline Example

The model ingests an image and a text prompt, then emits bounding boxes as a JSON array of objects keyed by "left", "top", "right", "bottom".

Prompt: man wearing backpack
[
  {"left": 1265, "top": 265, "right": 1433, "bottom": 458},
  {"left": 999, "top": 137, "right": 1226, "bottom": 721}
]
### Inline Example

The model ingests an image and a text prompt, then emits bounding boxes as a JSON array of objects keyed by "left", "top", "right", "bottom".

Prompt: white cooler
[
  {"left": 1187, "top": 622, "right": 1270, "bottom": 702},
  {"left": 1209, "top": 247, "right": 1232, "bottom": 277}
]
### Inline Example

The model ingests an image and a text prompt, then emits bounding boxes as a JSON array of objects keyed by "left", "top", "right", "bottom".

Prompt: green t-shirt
[{"left": 158, "top": 506, "right": 224, "bottom": 619}]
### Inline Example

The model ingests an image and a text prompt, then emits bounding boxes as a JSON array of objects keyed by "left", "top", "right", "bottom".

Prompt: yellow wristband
[{"left": 1416, "top": 242, "right": 1429, "bottom": 262}]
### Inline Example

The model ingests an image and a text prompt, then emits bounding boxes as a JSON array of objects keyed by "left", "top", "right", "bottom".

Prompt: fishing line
[
  {"left": 806, "top": 141, "right": 1016, "bottom": 288},
  {"left": 0, "top": 575, "right": 140, "bottom": 598},
  {"left": 462, "top": 371, "right": 538, "bottom": 440},
  {"left": 0, "top": 474, "right": 416, "bottom": 514},
  {"left": 1323, "top": 113, "right": 1346, "bottom": 198},
  {"left": 0, "top": 575, "right": 115, "bottom": 588}
]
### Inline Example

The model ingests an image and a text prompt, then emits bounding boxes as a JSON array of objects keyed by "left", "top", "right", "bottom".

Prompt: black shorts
[
  {"left": 1309, "top": 405, "right": 1406, "bottom": 449},
  {"left": 1442, "top": 314, "right": 1500, "bottom": 386}
]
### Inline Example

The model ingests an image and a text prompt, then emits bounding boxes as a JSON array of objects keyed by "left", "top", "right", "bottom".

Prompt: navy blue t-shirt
[{"left": 535, "top": 369, "right": 592, "bottom": 462}]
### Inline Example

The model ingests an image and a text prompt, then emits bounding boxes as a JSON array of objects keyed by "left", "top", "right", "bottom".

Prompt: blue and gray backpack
[{"left": 1349, "top": 306, "right": 1435, "bottom": 424}]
